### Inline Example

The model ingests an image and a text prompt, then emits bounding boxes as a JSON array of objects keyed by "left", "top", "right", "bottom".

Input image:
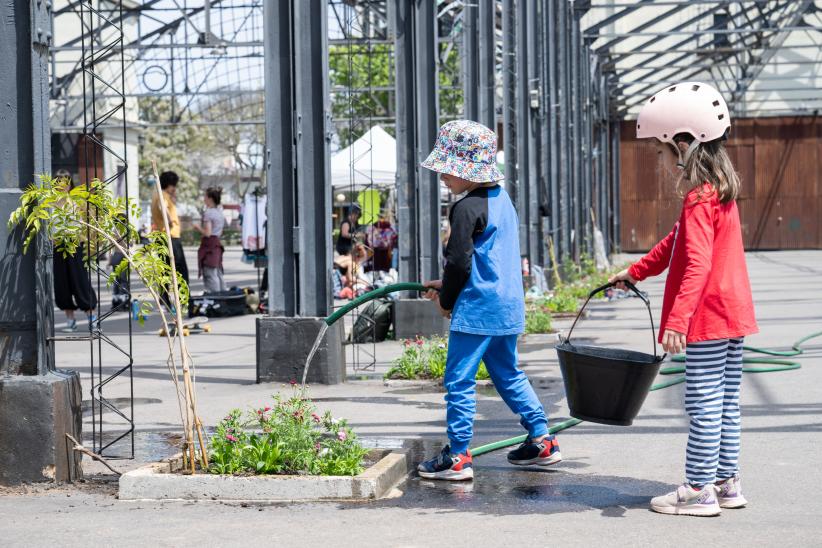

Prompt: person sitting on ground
[
  {"left": 335, "top": 203, "right": 361, "bottom": 256},
  {"left": 416, "top": 120, "right": 561, "bottom": 481}
]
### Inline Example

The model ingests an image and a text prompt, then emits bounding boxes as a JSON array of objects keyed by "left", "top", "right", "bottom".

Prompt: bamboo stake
[
  {"left": 151, "top": 162, "right": 208, "bottom": 472},
  {"left": 73, "top": 219, "right": 188, "bottom": 431},
  {"left": 547, "top": 236, "right": 562, "bottom": 287}
]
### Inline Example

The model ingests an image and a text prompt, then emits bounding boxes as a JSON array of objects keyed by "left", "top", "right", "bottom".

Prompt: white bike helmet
[{"left": 637, "top": 81, "right": 730, "bottom": 143}]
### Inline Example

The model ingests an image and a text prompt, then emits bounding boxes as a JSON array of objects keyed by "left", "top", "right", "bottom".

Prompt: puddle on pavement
[
  {"left": 351, "top": 437, "right": 669, "bottom": 516},
  {"left": 80, "top": 430, "right": 213, "bottom": 463}
]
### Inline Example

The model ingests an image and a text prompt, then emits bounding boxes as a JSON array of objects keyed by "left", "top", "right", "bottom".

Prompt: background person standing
[
  {"left": 151, "top": 171, "right": 190, "bottom": 310},
  {"left": 194, "top": 186, "right": 226, "bottom": 293}
]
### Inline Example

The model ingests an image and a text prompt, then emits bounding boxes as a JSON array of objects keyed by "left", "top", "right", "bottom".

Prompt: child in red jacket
[{"left": 610, "top": 82, "right": 758, "bottom": 517}]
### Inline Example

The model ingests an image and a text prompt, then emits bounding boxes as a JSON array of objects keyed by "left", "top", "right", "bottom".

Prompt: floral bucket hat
[{"left": 421, "top": 120, "right": 504, "bottom": 183}]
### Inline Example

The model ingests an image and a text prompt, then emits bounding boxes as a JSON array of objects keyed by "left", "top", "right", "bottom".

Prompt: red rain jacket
[{"left": 628, "top": 184, "right": 758, "bottom": 344}]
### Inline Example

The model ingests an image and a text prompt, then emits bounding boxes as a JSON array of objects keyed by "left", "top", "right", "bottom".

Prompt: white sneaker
[
  {"left": 715, "top": 475, "right": 748, "bottom": 508},
  {"left": 650, "top": 483, "right": 721, "bottom": 516}
]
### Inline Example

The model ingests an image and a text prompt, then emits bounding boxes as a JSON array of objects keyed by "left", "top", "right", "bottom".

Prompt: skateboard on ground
[{"left": 158, "top": 316, "right": 211, "bottom": 337}]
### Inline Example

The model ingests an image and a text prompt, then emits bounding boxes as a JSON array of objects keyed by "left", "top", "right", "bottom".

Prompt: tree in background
[
  {"left": 138, "top": 97, "right": 218, "bottom": 207},
  {"left": 329, "top": 44, "right": 463, "bottom": 148}
]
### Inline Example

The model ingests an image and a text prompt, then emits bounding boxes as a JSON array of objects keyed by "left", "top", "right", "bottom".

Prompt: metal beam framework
[
  {"left": 48, "top": 0, "right": 821, "bottom": 277},
  {"left": 264, "top": 0, "right": 333, "bottom": 317}
]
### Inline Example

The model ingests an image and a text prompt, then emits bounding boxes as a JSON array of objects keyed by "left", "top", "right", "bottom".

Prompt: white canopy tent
[{"left": 331, "top": 125, "right": 397, "bottom": 189}]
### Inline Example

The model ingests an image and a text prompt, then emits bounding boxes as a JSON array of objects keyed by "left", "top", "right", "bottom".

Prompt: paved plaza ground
[{"left": 1, "top": 248, "right": 820, "bottom": 547}]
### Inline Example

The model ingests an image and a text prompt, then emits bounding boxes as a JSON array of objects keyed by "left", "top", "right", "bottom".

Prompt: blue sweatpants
[
  {"left": 444, "top": 331, "right": 549, "bottom": 454},
  {"left": 685, "top": 338, "right": 744, "bottom": 486}
]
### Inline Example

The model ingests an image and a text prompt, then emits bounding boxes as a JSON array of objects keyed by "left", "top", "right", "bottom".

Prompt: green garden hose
[
  {"left": 321, "top": 283, "right": 820, "bottom": 459},
  {"left": 470, "top": 331, "right": 821, "bottom": 457},
  {"left": 324, "top": 282, "right": 430, "bottom": 326}
]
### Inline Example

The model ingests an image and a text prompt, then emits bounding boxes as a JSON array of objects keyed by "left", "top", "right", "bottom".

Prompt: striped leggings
[{"left": 685, "top": 338, "right": 744, "bottom": 486}]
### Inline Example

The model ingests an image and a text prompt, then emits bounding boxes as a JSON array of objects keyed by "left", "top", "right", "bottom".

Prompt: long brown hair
[{"left": 675, "top": 133, "right": 740, "bottom": 204}]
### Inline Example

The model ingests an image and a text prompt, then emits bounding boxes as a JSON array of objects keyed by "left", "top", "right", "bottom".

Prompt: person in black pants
[
  {"left": 54, "top": 245, "right": 97, "bottom": 333},
  {"left": 151, "top": 170, "right": 190, "bottom": 313}
]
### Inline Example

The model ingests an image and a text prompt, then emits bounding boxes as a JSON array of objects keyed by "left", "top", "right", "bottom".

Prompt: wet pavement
[
  {"left": 368, "top": 437, "right": 670, "bottom": 518},
  {"left": 2, "top": 250, "right": 822, "bottom": 546}
]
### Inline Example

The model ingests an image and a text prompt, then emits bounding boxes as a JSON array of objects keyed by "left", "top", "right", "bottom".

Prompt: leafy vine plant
[{"left": 8, "top": 173, "right": 207, "bottom": 473}]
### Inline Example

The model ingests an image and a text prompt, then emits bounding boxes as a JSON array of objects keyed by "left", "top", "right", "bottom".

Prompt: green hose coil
[
  {"left": 320, "top": 283, "right": 819, "bottom": 459},
  {"left": 470, "top": 331, "right": 820, "bottom": 457}
]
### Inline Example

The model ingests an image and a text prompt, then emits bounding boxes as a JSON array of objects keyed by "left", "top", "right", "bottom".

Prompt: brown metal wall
[{"left": 619, "top": 116, "right": 821, "bottom": 251}]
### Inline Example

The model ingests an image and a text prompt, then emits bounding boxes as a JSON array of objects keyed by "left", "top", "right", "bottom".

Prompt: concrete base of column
[
  {"left": 256, "top": 317, "right": 346, "bottom": 385},
  {"left": 0, "top": 370, "right": 83, "bottom": 485},
  {"left": 393, "top": 299, "right": 450, "bottom": 340}
]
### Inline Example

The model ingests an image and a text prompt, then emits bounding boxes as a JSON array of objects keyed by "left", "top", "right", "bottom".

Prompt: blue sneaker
[
  {"left": 507, "top": 435, "right": 562, "bottom": 466},
  {"left": 417, "top": 445, "right": 473, "bottom": 481},
  {"left": 61, "top": 319, "right": 77, "bottom": 333}
]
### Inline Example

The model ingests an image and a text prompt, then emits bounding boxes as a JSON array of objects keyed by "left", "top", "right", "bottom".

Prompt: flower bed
[
  {"left": 384, "top": 336, "right": 490, "bottom": 381},
  {"left": 208, "top": 391, "right": 368, "bottom": 477}
]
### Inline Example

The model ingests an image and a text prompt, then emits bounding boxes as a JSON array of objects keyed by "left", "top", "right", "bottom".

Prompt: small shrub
[
  {"left": 544, "top": 288, "right": 579, "bottom": 314},
  {"left": 385, "top": 336, "right": 489, "bottom": 380},
  {"left": 525, "top": 305, "right": 553, "bottom": 334},
  {"left": 208, "top": 390, "right": 368, "bottom": 476}
]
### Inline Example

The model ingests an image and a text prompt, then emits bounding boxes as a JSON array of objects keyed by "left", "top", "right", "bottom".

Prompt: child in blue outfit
[{"left": 416, "top": 120, "right": 561, "bottom": 481}]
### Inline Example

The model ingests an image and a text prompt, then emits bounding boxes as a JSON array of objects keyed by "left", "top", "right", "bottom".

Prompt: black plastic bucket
[{"left": 556, "top": 282, "right": 665, "bottom": 426}]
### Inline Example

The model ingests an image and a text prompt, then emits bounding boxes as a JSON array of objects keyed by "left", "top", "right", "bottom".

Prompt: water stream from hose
[
  {"left": 302, "top": 323, "right": 329, "bottom": 389},
  {"left": 300, "top": 283, "right": 431, "bottom": 390}
]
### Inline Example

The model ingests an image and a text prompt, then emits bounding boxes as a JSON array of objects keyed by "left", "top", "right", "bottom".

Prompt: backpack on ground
[{"left": 351, "top": 298, "right": 393, "bottom": 343}]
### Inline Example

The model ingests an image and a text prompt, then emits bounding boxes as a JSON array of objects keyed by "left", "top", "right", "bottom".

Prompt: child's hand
[
  {"left": 435, "top": 297, "right": 451, "bottom": 319},
  {"left": 608, "top": 268, "right": 637, "bottom": 291},
  {"left": 661, "top": 329, "right": 687, "bottom": 355},
  {"left": 423, "top": 279, "right": 442, "bottom": 301}
]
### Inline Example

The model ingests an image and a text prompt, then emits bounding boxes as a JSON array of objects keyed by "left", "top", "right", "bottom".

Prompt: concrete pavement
[{"left": 1, "top": 249, "right": 820, "bottom": 547}]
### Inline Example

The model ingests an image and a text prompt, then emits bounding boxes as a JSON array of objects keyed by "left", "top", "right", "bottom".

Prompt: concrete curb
[{"left": 118, "top": 450, "right": 408, "bottom": 502}]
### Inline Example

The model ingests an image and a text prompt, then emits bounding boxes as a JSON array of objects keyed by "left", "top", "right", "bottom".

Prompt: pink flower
[
  {"left": 264, "top": 406, "right": 271, "bottom": 412},
  {"left": 337, "top": 430, "right": 347, "bottom": 442},
  {"left": 289, "top": 379, "right": 297, "bottom": 386},
  {"left": 311, "top": 413, "right": 321, "bottom": 423},
  {"left": 226, "top": 434, "right": 238, "bottom": 443},
  {"left": 314, "top": 443, "right": 322, "bottom": 452}
]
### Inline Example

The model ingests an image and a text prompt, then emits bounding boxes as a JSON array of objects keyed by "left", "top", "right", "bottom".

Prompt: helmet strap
[{"left": 677, "top": 139, "right": 700, "bottom": 169}]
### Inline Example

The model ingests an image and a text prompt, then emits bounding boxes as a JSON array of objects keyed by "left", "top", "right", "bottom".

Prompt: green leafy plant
[
  {"left": 9, "top": 173, "right": 205, "bottom": 471},
  {"left": 208, "top": 390, "right": 369, "bottom": 477},
  {"left": 385, "top": 336, "right": 490, "bottom": 381},
  {"left": 525, "top": 305, "right": 554, "bottom": 334},
  {"left": 543, "top": 287, "right": 579, "bottom": 314}
]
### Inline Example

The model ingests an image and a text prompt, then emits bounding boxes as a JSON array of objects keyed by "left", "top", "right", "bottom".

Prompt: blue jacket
[{"left": 440, "top": 185, "right": 525, "bottom": 335}]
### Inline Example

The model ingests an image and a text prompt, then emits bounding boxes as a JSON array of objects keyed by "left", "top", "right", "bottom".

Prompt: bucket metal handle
[{"left": 563, "top": 281, "right": 663, "bottom": 359}]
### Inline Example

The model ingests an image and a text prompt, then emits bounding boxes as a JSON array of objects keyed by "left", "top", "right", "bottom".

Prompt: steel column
[
  {"left": 501, "top": 0, "right": 517, "bottom": 205},
  {"left": 515, "top": 0, "right": 530, "bottom": 261},
  {"left": 462, "top": 0, "right": 478, "bottom": 120},
  {"left": 264, "top": 0, "right": 296, "bottom": 316},
  {"left": 293, "top": 0, "right": 332, "bottom": 317},
  {"left": 525, "top": 0, "right": 541, "bottom": 266},
  {"left": 477, "top": 0, "right": 495, "bottom": 129},
  {"left": 546, "top": 0, "right": 560, "bottom": 262},
  {"left": 414, "top": 0, "right": 440, "bottom": 283},
  {"left": 569, "top": 11, "right": 582, "bottom": 260},
  {"left": 610, "top": 119, "right": 621, "bottom": 252},
  {"left": 556, "top": 2, "right": 571, "bottom": 260},
  {"left": 393, "top": 0, "right": 419, "bottom": 284},
  {"left": 0, "top": 0, "right": 52, "bottom": 376}
]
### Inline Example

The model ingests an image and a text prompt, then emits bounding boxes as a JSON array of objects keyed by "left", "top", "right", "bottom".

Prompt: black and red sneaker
[
  {"left": 507, "top": 435, "right": 562, "bottom": 466},
  {"left": 417, "top": 445, "right": 474, "bottom": 481}
]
